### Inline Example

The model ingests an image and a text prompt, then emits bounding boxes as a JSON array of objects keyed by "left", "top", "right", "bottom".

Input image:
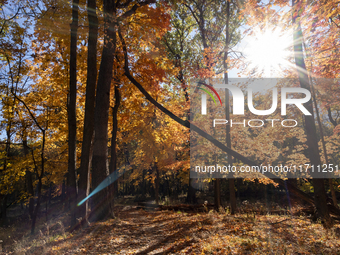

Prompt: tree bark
[
  {"left": 303, "top": 28, "right": 339, "bottom": 211},
  {"left": 90, "top": 0, "right": 117, "bottom": 222},
  {"left": 108, "top": 84, "right": 121, "bottom": 216},
  {"left": 26, "top": 170, "right": 34, "bottom": 219},
  {"left": 23, "top": 139, "right": 35, "bottom": 220},
  {"left": 31, "top": 178, "right": 42, "bottom": 234},
  {"left": 31, "top": 130, "right": 46, "bottom": 234},
  {"left": 224, "top": 0, "right": 236, "bottom": 215},
  {"left": 0, "top": 132, "right": 11, "bottom": 227},
  {"left": 154, "top": 164, "right": 160, "bottom": 205},
  {"left": 78, "top": 0, "right": 98, "bottom": 222},
  {"left": 0, "top": 102, "right": 13, "bottom": 227},
  {"left": 214, "top": 179, "right": 221, "bottom": 210},
  {"left": 312, "top": 81, "right": 338, "bottom": 210},
  {"left": 0, "top": 195, "right": 7, "bottom": 227},
  {"left": 187, "top": 178, "right": 197, "bottom": 204},
  {"left": 329, "top": 179, "right": 338, "bottom": 209},
  {"left": 61, "top": 179, "right": 66, "bottom": 204},
  {"left": 292, "top": 0, "right": 333, "bottom": 228},
  {"left": 67, "top": 0, "right": 79, "bottom": 227}
]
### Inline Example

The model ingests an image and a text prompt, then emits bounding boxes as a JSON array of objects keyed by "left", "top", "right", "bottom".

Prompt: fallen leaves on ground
[{"left": 9, "top": 206, "right": 340, "bottom": 254}]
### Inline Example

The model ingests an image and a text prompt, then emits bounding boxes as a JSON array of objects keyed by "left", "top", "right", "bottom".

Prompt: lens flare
[
  {"left": 77, "top": 167, "right": 126, "bottom": 206},
  {"left": 243, "top": 27, "right": 293, "bottom": 77}
]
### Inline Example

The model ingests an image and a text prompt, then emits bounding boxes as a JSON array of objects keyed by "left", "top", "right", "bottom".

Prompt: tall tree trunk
[
  {"left": 61, "top": 179, "right": 66, "bottom": 204},
  {"left": 90, "top": 0, "right": 117, "bottom": 222},
  {"left": 31, "top": 178, "right": 42, "bottom": 234},
  {"left": 67, "top": 0, "right": 79, "bottom": 227},
  {"left": 304, "top": 42, "right": 339, "bottom": 210},
  {"left": 224, "top": 0, "right": 236, "bottom": 215},
  {"left": 0, "top": 195, "right": 7, "bottom": 227},
  {"left": 175, "top": 45, "right": 196, "bottom": 205},
  {"left": 187, "top": 178, "right": 197, "bottom": 204},
  {"left": 141, "top": 169, "right": 146, "bottom": 198},
  {"left": 329, "top": 179, "right": 338, "bottom": 209},
  {"left": 312, "top": 80, "right": 338, "bottom": 209},
  {"left": 49, "top": 183, "right": 52, "bottom": 205},
  {"left": 23, "top": 139, "right": 34, "bottom": 220},
  {"left": 108, "top": 84, "right": 121, "bottom": 216},
  {"left": 214, "top": 179, "right": 221, "bottom": 210},
  {"left": 0, "top": 120, "right": 12, "bottom": 227},
  {"left": 292, "top": 0, "right": 333, "bottom": 228},
  {"left": 78, "top": 0, "right": 98, "bottom": 222},
  {"left": 26, "top": 170, "right": 34, "bottom": 219},
  {"left": 154, "top": 164, "right": 160, "bottom": 205},
  {"left": 31, "top": 130, "right": 46, "bottom": 234}
]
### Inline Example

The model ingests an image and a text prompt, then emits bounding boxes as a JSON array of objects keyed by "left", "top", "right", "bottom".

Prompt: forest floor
[{"left": 2, "top": 202, "right": 340, "bottom": 255}]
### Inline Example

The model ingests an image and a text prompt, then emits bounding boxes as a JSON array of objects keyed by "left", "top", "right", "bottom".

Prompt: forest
[{"left": 0, "top": 0, "right": 340, "bottom": 254}]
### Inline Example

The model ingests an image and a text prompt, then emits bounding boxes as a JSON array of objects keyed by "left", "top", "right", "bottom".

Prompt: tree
[
  {"left": 292, "top": 0, "right": 333, "bottom": 227},
  {"left": 162, "top": 3, "right": 197, "bottom": 203},
  {"left": 77, "top": 0, "right": 99, "bottom": 223},
  {"left": 0, "top": 2, "right": 30, "bottom": 225},
  {"left": 67, "top": 0, "right": 79, "bottom": 227},
  {"left": 120, "top": 20, "right": 339, "bottom": 218},
  {"left": 90, "top": 0, "right": 157, "bottom": 222}
]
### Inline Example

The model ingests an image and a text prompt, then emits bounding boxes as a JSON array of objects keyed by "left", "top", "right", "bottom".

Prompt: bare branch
[
  {"left": 0, "top": 6, "right": 21, "bottom": 35},
  {"left": 117, "top": 0, "right": 156, "bottom": 22},
  {"left": 328, "top": 107, "right": 338, "bottom": 127},
  {"left": 10, "top": 89, "right": 44, "bottom": 132}
]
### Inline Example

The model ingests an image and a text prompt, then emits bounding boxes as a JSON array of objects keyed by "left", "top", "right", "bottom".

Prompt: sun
[{"left": 243, "top": 27, "right": 293, "bottom": 77}]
